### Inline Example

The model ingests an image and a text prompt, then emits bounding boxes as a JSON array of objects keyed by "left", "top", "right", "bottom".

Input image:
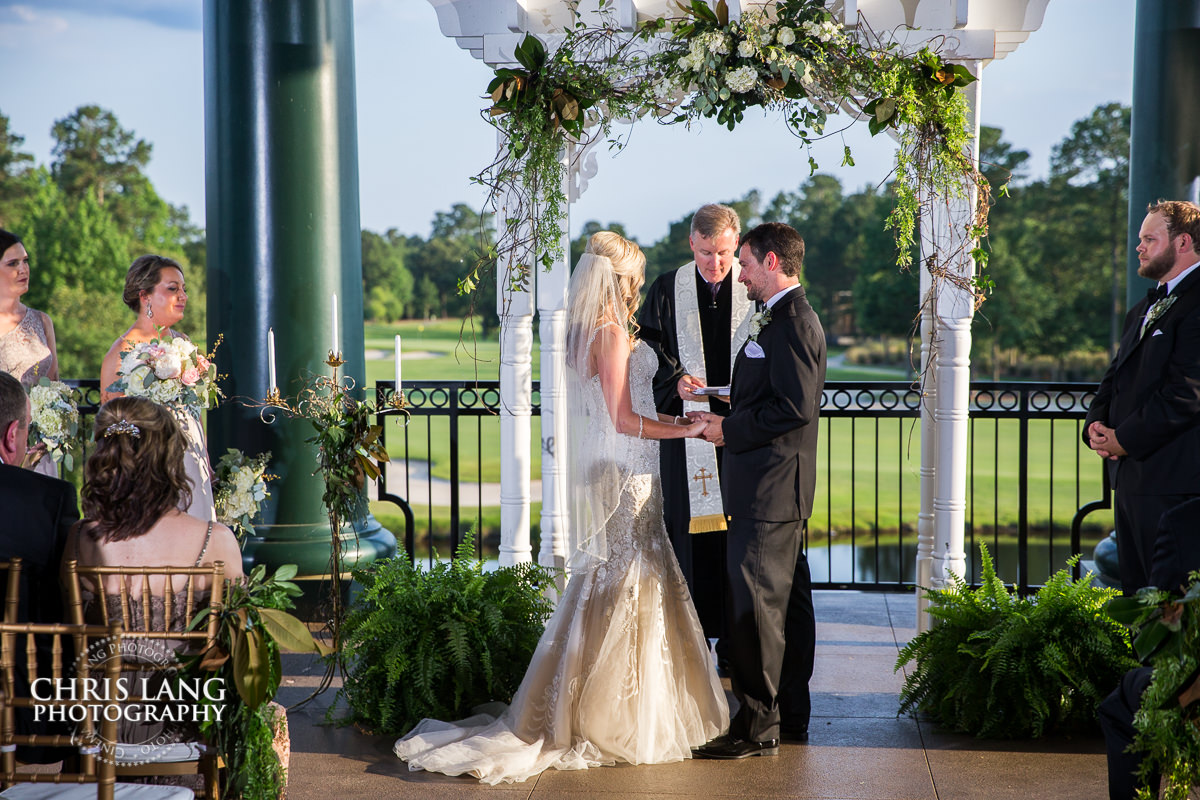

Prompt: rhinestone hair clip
[{"left": 103, "top": 419, "right": 141, "bottom": 439}]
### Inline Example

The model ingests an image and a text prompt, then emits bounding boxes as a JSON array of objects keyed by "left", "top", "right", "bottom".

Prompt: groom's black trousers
[{"left": 726, "top": 517, "right": 816, "bottom": 742}]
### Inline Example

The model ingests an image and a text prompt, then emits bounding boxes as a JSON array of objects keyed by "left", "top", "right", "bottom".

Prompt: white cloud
[{"left": 5, "top": 5, "right": 69, "bottom": 34}]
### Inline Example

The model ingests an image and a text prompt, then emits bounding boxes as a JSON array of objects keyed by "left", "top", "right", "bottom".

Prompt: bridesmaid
[
  {"left": 0, "top": 229, "right": 60, "bottom": 476},
  {"left": 100, "top": 255, "right": 216, "bottom": 521}
]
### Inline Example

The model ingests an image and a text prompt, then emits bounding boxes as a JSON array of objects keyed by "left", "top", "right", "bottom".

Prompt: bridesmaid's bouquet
[
  {"left": 110, "top": 334, "right": 221, "bottom": 413},
  {"left": 27, "top": 378, "right": 80, "bottom": 470},
  {"left": 214, "top": 448, "right": 273, "bottom": 541}
]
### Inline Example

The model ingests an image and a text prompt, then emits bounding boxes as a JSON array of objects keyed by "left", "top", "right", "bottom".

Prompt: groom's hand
[
  {"left": 678, "top": 374, "right": 707, "bottom": 402},
  {"left": 687, "top": 412, "right": 724, "bottom": 446}
]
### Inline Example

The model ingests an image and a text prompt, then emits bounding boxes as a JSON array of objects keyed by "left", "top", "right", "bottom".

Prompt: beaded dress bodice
[{"left": 0, "top": 309, "right": 52, "bottom": 388}]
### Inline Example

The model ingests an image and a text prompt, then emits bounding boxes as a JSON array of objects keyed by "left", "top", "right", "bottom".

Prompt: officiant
[{"left": 639, "top": 203, "right": 754, "bottom": 658}]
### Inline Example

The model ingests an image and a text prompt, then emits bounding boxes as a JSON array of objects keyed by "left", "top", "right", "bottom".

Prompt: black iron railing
[{"left": 67, "top": 379, "right": 1112, "bottom": 593}]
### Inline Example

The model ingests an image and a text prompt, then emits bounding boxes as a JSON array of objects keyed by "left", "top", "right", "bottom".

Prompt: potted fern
[
  {"left": 335, "top": 535, "right": 557, "bottom": 736},
  {"left": 897, "top": 544, "right": 1137, "bottom": 738}
]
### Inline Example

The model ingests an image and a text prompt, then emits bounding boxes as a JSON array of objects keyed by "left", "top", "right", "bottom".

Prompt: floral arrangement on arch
[
  {"left": 213, "top": 447, "right": 274, "bottom": 542},
  {"left": 27, "top": 378, "right": 81, "bottom": 471},
  {"left": 108, "top": 332, "right": 222, "bottom": 415},
  {"left": 468, "top": 0, "right": 990, "bottom": 307}
]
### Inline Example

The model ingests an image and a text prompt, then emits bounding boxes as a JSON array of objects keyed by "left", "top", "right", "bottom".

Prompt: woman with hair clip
[
  {"left": 100, "top": 254, "right": 215, "bottom": 521},
  {"left": 66, "top": 396, "right": 242, "bottom": 751},
  {"left": 395, "top": 231, "right": 729, "bottom": 783},
  {"left": 0, "top": 229, "right": 60, "bottom": 477}
]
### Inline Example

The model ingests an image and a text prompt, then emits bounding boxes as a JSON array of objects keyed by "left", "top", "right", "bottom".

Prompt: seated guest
[
  {"left": 0, "top": 370, "right": 77, "bottom": 762},
  {"left": 67, "top": 396, "right": 242, "bottom": 751},
  {"left": 1099, "top": 496, "right": 1200, "bottom": 800}
]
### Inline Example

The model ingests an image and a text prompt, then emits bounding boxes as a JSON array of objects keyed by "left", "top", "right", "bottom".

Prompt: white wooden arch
[{"left": 427, "top": 0, "right": 1050, "bottom": 630}]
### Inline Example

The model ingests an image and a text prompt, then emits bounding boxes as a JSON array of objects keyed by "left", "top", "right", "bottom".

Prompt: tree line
[{"left": 0, "top": 102, "right": 1129, "bottom": 381}]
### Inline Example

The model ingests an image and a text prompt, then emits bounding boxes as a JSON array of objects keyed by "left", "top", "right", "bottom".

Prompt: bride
[
  {"left": 99, "top": 255, "right": 215, "bottom": 522},
  {"left": 394, "top": 231, "right": 730, "bottom": 783}
]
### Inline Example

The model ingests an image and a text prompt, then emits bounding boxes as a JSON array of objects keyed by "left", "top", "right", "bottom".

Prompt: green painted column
[
  {"left": 1127, "top": 1, "right": 1200, "bottom": 305},
  {"left": 203, "top": 0, "right": 395, "bottom": 593}
]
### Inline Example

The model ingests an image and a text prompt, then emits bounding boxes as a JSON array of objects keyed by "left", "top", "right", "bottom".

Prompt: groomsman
[
  {"left": 0, "top": 371, "right": 78, "bottom": 762},
  {"left": 639, "top": 203, "right": 754, "bottom": 656},
  {"left": 1085, "top": 200, "right": 1200, "bottom": 593},
  {"left": 691, "top": 222, "right": 825, "bottom": 758}
]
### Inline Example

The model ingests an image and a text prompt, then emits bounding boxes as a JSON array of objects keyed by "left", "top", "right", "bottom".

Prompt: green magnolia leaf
[
  {"left": 273, "top": 563, "right": 299, "bottom": 582},
  {"left": 1133, "top": 622, "right": 1174, "bottom": 662},
  {"left": 259, "top": 607, "right": 330, "bottom": 655},
  {"left": 513, "top": 34, "right": 544, "bottom": 72},
  {"left": 874, "top": 97, "right": 897, "bottom": 125},
  {"left": 233, "top": 623, "right": 271, "bottom": 708},
  {"left": 1104, "top": 596, "right": 1149, "bottom": 624},
  {"left": 948, "top": 63, "right": 977, "bottom": 86}
]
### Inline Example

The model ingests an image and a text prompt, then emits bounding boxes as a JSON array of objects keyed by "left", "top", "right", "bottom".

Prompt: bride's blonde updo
[
  {"left": 586, "top": 231, "right": 645, "bottom": 328},
  {"left": 82, "top": 396, "right": 192, "bottom": 542}
]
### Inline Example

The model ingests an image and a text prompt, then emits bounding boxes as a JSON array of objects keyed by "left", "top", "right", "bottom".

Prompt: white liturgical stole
[{"left": 673, "top": 261, "right": 753, "bottom": 532}]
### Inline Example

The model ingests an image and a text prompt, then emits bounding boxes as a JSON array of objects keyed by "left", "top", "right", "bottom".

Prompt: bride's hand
[{"left": 684, "top": 419, "right": 708, "bottom": 438}]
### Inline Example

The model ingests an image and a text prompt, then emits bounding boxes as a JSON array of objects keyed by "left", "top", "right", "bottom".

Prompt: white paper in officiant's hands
[{"left": 692, "top": 386, "right": 730, "bottom": 397}]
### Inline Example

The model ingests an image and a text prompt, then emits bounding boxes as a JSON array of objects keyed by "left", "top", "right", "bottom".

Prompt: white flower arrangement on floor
[{"left": 27, "top": 377, "right": 80, "bottom": 470}]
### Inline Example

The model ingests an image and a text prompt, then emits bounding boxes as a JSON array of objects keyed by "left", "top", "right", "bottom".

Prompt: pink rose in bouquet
[{"left": 180, "top": 367, "right": 201, "bottom": 387}]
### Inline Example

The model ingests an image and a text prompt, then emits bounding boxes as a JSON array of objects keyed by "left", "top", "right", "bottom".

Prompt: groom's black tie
[{"left": 1148, "top": 284, "right": 1168, "bottom": 304}]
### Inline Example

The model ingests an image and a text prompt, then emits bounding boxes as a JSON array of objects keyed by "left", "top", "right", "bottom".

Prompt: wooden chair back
[
  {"left": 61, "top": 561, "right": 227, "bottom": 799},
  {"left": 0, "top": 560, "right": 21, "bottom": 624},
  {"left": 0, "top": 621, "right": 122, "bottom": 799}
]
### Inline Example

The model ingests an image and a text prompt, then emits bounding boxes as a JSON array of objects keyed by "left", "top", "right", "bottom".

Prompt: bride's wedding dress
[{"left": 394, "top": 340, "right": 729, "bottom": 784}]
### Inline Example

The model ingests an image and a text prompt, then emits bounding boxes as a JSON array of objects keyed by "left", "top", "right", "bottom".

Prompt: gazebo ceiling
[{"left": 428, "top": 0, "right": 1050, "bottom": 65}]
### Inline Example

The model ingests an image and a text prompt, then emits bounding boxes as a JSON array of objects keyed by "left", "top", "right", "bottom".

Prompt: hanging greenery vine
[{"left": 465, "top": 0, "right": 992, "bottom": 323}]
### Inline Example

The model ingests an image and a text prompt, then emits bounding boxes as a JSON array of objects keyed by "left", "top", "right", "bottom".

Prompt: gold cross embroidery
[{"left": 693, "top": 467, "right": 715, "bottom": 496}]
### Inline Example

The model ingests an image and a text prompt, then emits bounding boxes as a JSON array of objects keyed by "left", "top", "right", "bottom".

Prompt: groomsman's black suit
[
  {"left": 722, "top": 286, "right": 825, "bottom": 743},
  {"left": 1085, "top": 266, "right": 1200, "bottom": 592},
  {"left": 0, "top": 462, "right": 78, "bottom": 762},
  {"left": 1099, "top": 496, "right": 1200, "bottom": 800}
]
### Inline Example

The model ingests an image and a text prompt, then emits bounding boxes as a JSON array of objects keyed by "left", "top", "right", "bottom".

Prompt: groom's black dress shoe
[{"left": 693, "top": 734, "right": 779, "bottom": 759}]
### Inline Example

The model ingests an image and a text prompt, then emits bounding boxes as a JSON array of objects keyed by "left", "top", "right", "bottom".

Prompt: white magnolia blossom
[{"left": 725, "top": 65, "right": 759, "bottom": 94}]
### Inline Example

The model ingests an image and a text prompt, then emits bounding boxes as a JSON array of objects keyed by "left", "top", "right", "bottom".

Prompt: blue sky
[{"left": 1, "top": 0, "right": 1134, "bottom": 243}]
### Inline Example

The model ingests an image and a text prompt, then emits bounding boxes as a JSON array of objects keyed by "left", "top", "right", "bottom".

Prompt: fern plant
[
  {"left": 897, "top": 544, "right": 1137, "bottom": 738},
  {"left": 1106, "top": 576, "right": 1200, "bottom": 800},
  {"left": 335, "top": 534, "right": 557, "bottom": 736}
]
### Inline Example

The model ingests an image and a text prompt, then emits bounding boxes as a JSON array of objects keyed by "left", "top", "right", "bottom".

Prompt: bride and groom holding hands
[{"left": 395, "top": 213, "right": 825, "bottom": 782}]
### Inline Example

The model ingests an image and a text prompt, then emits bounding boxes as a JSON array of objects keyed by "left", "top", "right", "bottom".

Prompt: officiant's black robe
[{"left": 638, "top": 265, "right": 734, "bottom": 641}]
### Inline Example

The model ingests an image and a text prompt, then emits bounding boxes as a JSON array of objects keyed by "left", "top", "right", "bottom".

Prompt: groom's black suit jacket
[
  {"left": 723, "top": 286, "right": 825, "bottom": 521},
  {"left": 1085, "top": 267, "right": 1200, "bottom": 495}
]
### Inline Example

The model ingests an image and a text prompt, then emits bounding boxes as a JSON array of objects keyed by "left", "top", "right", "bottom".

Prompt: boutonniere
[
  {"left": 1140, "top": 294, "right": 1179, "bottom": 340},
  {"left": 748, "top": 308, "right": 772, "bottom": 342}
]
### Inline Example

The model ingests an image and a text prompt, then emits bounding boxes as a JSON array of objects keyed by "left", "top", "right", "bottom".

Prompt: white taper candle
[
  {"left": 331, "top": 293, "right": 339, "bottom": 355},
  {"left": 400, "top": 333, "right": 410, "bottom": 393},
  {"left": 267, "top": 327, "right": 277, "bottom": 393}
]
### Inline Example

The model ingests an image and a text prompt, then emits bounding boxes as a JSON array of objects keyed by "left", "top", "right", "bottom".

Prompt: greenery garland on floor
[
  {"left": 1106, "top": 577, "right": 1200, "bottom": 800},
  {"left": 334, "top": 535, "right": 556, "bottom": 736},
  {"left": 187, "top": 564, "right": 329, "bottom": 799},
  {"left": 896, "top": 544, "right": 1136, "bottom": 738},
  {"left": 466, "top": 0, "right": 991, "bottom": 321}
]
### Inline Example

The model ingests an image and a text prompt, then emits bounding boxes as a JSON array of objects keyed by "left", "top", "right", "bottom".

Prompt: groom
[{"left": 691, "top": 222, "right": 825, "bottom": 758}]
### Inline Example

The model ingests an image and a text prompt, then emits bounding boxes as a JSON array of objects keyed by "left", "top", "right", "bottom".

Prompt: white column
[
  {"left": 497, "top": 132, "right": 535, "bottom": 567},
  {"left": 917, "top": 60, "right": 982, "bottom": 629},
  {"left": 536, "top": 147, "right": 572, "bottom": 572},
  {"left": 915, "top": 245, "right": 938, "bottom": 631}
]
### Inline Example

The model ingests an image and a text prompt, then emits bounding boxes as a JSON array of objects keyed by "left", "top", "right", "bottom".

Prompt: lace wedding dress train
[{"left": 394, "top": 342, "right": 729, "bottom": 784}]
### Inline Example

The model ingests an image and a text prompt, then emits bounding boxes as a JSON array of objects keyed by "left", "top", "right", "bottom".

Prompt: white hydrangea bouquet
[
  {"left": 109, "top": 334, "right": 221, "bottom": 415},
  {"left": 214, "top": 448, "right": 273, "bottom": 541},
  {"left": 27, "top": 378, "right": 81, "bottom": 470}
]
